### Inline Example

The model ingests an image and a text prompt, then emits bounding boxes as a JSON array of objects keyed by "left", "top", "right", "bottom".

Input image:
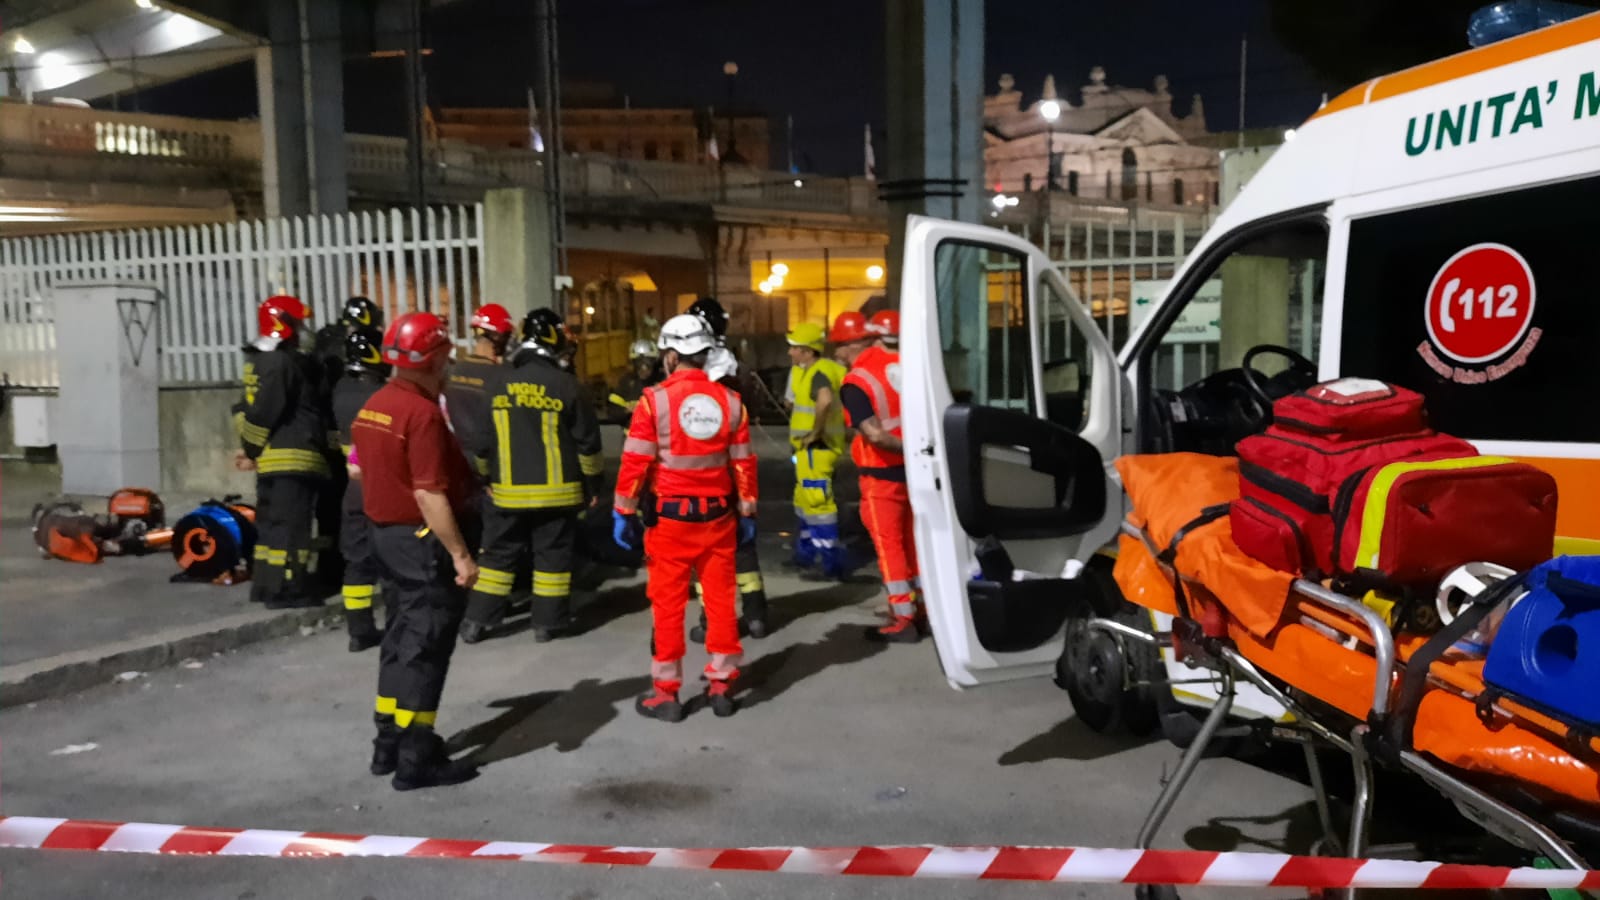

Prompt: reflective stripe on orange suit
[
  {"left": 614, "top": 368, "right": 757, "bottom": 692},
  {"left": 842, "top": 345, "right": 918, "bottom": 616}
]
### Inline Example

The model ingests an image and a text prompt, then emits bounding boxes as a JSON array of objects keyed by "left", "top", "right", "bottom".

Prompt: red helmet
[
  {"left": 828, "top": 311, "right": 875, "bottom": 344},
  {"left": 257, "top": 295, "right": 311, "bottom": 342},
  {"left": 382, "top": 312, "right": 452, "bottom": 369},
  {"left": 469, "top": 303, "right": 515, "bottom": 336},
  {"left": 868, "top": 310, "right": 900, "bottom": 338}
]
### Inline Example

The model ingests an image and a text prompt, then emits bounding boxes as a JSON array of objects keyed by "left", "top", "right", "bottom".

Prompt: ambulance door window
[
  {"left": 934, "top": 241, "right": 1091, "bottom": 427},
  {"left": 1136, "top": 218, "right": 1327, "bottom": 453}
]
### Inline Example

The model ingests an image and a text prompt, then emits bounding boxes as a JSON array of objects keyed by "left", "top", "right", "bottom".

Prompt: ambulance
[{"left": 900, "top": 13, "right": 1600, "bottom": 736}]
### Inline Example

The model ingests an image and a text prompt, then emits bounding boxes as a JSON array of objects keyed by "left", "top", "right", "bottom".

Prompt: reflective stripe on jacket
[
  {"left": 842, "top": 344, "right": 904, "bottom": 470},
  {"left": 614, "top": 368, "right": 757, "bottom": 513}
]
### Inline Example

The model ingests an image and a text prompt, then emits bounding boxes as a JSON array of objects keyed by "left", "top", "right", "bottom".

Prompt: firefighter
[
  {"left": 445, "top": 303, "right": 516, "bottom": 481},
  {"left": 685, "top": 296, "right": 769, "bottom": 639},
  {"left": 332, "top": 326, "right": 391, "bottom": 652},
  {"left": 232, "top": 295, "right": 333, "bottom": 609},
  {"left": 311, "top": 297, "right": 382, "bottom": 591},
  {"left": 351, "top": 311, "right": 480, "bottom": 791},
  {"left": 459, "top": 308, "right": 604, "bottom": 644},
  {"left": 783, "top": 321, "right": 849, "bottom": 578},
  {"left": 608, "top": 339, "right": 662, "bottom": 419},
  {"left": 832, "top": 309, "right": 922, "bottom": 643},
  {"left": 613, "top": 314, "right": 758, "bottom": 721}
]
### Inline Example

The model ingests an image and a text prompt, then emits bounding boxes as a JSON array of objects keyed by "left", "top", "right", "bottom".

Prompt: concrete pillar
[
  {"left": 302, "top": 0, "right": 348, "bottom": 216},
  {"left": 883, "top": 0, "right": 985, "bottom": 304},
  {"left": 1219, "top": 256, "right": 1291, "bottom": 371},
  {"left": 482, "top": 188, "right": 554, "bottom": 319},
  {"left": 262, "top": 0, "right": 309, "bottom": 219}
]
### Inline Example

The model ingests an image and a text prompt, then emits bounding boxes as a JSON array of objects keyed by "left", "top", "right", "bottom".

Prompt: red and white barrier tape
[{"left": 0, "top": 816, "right": 1594, "bottom": 890}]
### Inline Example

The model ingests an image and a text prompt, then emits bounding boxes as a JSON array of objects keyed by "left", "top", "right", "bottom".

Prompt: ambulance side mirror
[{"left": 941, "top": 403, "right": 1106, "bottom": 541}]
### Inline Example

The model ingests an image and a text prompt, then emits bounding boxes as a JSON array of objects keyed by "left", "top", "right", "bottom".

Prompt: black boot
[
  {"left": 742, "top": 593, "right": 770, "bottom": 639},
  {"left": 391, "top": 726, "right": 478, "bottom": 791},
  {"left": 371, "top": 716, "right": 400, "bottom": 776},
  {"left": 459, "top": 620, "right": 491, "bottom": 645},
  {"left": 347, "top": 608, "right": 382, "bottom": 653},
  {"left": 688, "top": 610, "right": 708, "bottom": 644},
  {"left": 533, "top": 614, "right": 579, "bottom": 644}
]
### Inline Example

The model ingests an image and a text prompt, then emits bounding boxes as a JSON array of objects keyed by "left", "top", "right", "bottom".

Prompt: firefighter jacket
[
  {"left": 473, "top": 354, "right": 603, "bottom": 511},
  {"left": 445, "top": 353, "right": 501, "bottom": 478},
  {"left": 614, "top": 368, "right": 758, "bottom": 513},
  {"left": 234, "top": 346, "right": 331, "bottom": 478},
  {"left": 332, "top": 374, "right": 386, "bottom": 456},
  {"left": 842, "top": 344, "right": 904, "bottom": 471},
  {"left": 313, "top": 323, "right": 347, "bottom": 393},
  {"left": 786, "top": 357, "right": 847, "bottom": 452}
]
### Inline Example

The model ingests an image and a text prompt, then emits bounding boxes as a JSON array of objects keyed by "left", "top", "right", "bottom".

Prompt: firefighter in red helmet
[
  {"left": 832, "top": 309, "right": 923, "bottom": 643},
  {"left": 351, "top": 311, "right": 481, "bottom": 791},
  {"left": 233, "top": 295, "right": 334, "bottom": 608},
  {"left": 445, "top": 303, "right": 516, "bottom": 479}
]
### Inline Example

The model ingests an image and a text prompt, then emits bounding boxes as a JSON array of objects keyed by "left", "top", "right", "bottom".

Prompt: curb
[{"left": 0, "top": 605, "right": 344, "bottom": 709}]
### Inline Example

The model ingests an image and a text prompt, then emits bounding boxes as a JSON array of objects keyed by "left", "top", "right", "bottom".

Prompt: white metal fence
[{"left": 0, "top": 205, "right": 485, "bottom": 388}]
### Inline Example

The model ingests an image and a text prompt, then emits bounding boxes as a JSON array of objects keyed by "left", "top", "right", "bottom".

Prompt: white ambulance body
[{"left": 901, "top": 14, "right": 1600, "bottom": 697}]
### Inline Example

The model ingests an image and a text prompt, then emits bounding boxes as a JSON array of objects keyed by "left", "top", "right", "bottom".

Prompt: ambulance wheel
[{"left": 1057, "top": 564, "right": 1160, "bottom": 736}]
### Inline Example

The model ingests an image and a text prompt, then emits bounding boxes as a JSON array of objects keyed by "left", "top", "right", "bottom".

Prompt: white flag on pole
[{"left": 864, "top": 123, "right": 876, "bottom": 181}]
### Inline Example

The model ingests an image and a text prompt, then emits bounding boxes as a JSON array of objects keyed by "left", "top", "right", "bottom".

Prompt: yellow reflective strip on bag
[{"left": 1355, "top": 456, "right": 1516, "bottom": 570}]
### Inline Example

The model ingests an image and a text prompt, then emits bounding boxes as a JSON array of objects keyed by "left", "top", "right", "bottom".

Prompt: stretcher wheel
[{"left": 1056, "top": 562, "right": 1161, "bottom": 736}]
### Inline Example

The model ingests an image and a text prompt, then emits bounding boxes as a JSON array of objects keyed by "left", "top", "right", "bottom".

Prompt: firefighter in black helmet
[
  {"left": 234, "top": 295, "right": 332, "bottom": 608},
  {"left": 685, "top": 296, "right": 770, "bottom": 640},
  {"left": 312, "top": 296, "right": 384, "bottom": 591},
  {"left": 332, "top": 326, "right": 392, "bottom": 651},
  {"left": 458, "top": 308, "right": 604, "bottom": 644}
]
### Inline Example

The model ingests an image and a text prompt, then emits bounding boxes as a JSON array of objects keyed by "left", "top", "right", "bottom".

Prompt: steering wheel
[{"left": 1241, "top": 344, "right": 1318, "bottom": 409}]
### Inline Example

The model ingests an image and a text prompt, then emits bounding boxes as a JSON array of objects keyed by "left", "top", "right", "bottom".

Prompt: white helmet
[
  {"left": 628, "top": 338, "right": 658, "bottom": 361},
  {"left": 657, "top": 314, "right": 717, "bottom": 356}
]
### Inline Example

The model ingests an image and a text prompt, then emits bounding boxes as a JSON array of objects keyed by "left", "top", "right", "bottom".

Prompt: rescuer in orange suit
[
  {"left": 613, "top": 314, "right": 759, "bottom": 722},
  {"left": 833, "top": 309, "right": 922, "bottom": 643}
]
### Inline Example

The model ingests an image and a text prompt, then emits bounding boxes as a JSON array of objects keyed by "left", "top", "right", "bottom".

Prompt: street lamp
[{"left": 1039, "top": 99, "right": 1061, "bottom": 191}]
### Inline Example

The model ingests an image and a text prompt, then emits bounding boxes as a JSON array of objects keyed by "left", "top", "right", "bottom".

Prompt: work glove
[
  {"left": 613, "top": 510, "right": 643, "bottom": 551},
  {"left": 738, "top": 516, "right": 758, "bottom": 546}
]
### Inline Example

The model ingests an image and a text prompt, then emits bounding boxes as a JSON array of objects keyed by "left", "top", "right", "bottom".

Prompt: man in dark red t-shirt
[{"left": 351, "top": 311, "right": 480, "bottom": 792}]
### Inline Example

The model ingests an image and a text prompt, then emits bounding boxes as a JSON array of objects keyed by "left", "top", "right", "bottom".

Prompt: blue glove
[
  {"left": 613, "top": 510, "right": 641, "bottom": 551},
  {"left": 738, "top": 516, "right": 757, "bottom": 546}
]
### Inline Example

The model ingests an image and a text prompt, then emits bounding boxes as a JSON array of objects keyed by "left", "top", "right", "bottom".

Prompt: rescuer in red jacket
[
  {"left": 613, "top": 314, "right": 759, "bottom": 722},
  {"left": 833, "top": 309, "right": 922, "bottom": 643}
]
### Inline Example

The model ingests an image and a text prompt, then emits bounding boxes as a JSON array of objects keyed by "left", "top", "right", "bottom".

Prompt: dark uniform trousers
[
  {"left": 692, "top": 518, "right": 767, "bottom": 624},
  {"left": 373, "top": 520, "right": 478, "bottom": 727},
  {"left": 466, "top": 504, "right": 577, "bottom": 629},
  {"left": 251, "top": 474, "right": 323, "bottom": 605},
  {"left": 340, "top": 480, "right": 389, "bottom": 625},
  {"left": 317, "top": 452, "right": 348, "bottom": 587}
]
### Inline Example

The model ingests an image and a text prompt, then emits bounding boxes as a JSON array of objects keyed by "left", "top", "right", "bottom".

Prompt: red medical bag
[
  {"left": 1333, "top": 456, "right": 1557, "bottom": 586},
  {"left": 1230, "top": 378, "right": 1474, "bottom": 577}
]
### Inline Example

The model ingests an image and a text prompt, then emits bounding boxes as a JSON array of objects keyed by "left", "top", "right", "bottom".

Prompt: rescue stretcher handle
[{"left": 1291, "top": 579, "right": 1397, "bottom": 719}]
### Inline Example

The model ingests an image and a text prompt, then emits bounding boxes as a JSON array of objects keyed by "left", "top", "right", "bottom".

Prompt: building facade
[{"left": 985, "top": 67, "right": 1220, "bottom": 207}]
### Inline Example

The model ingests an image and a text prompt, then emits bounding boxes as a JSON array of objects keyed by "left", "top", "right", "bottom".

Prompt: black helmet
[
  {"left": 520, "top": 307, "right": 569, "bottom": 359},
  {"left": 687, "top": 296, "right": 728, "bottom": 338},
  {"left": 340, "top": 297, "right": 383, "bottom": 330},
  {"left": 344, "top": 325, "right": 390, "bottom": 376}
]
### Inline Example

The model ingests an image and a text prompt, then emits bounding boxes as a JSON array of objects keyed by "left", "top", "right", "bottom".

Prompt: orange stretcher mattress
[{"left": 1113, "top": 452, "right": 1600, "bottom": 809}]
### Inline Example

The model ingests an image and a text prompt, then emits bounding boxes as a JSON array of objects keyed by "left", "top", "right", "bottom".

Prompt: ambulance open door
[{"left": 899, "top": 215, "right": 1124, "bottom": 689}]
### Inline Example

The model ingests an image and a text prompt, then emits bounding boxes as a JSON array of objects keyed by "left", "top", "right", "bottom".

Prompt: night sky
[{"left": 127, "top": 0, "right": 1342, "bottom": 175}]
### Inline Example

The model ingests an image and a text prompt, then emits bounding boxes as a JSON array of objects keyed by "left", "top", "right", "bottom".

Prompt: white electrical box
[
  {"left": 9, "top": 394, "right": 54, "bottom": 447},
  {"left": 54, "top": 283, "right": 162, "bottom": 494}
]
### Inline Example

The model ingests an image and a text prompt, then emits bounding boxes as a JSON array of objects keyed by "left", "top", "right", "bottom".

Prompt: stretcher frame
[{"left": 1095, "top": 521, "right": 1592, "bottom": 899}]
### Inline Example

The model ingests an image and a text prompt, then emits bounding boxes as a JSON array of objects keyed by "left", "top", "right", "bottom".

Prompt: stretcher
[{"left": 1099, "top": 452, "right": 1600, "bottom": 899}]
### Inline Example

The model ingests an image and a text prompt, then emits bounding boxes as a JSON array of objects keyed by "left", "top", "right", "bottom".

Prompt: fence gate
[{"left": 0, "top": 204, "right": 485, "bottom": 388}]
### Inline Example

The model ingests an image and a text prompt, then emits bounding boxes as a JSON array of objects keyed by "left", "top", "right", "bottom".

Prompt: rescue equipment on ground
[
  {"left": 168, "top": 498, "right": 258, "bottom": 585},
  {"left": 31, "top": 489, "right": 170, "bottom": 563}
]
